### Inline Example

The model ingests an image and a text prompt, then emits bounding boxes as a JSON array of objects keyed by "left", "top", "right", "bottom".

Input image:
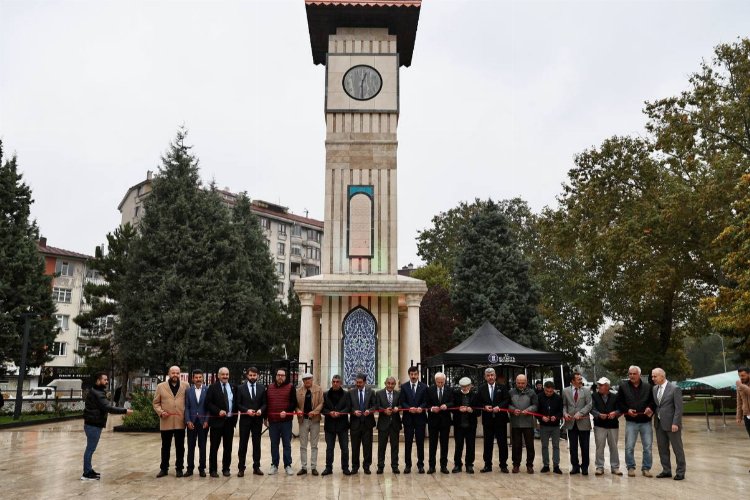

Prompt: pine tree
[
  {"left": 451, "top": 200, "right": 544, "bottom": 348},
  {"left": 0, "top": 141, "right": 57, "bottom": 367}
]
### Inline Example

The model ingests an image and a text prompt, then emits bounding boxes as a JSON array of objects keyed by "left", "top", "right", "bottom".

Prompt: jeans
[
  {"left": 269, "top": 420, "right": 293, "bottom": 468},
  {"left": 83, "top": 424, "right": 103, "bottom": 474},
  {"left": 299, "top": 419, "right": 320, "bottom": 469},
  {"left": 594, "top": 426, "right": 620, "bottom": 470},
  {"left": 539, "top": 426, "right": 560, "bottom": 467},
  {"left": 624, "top": 420, "right": 653, "bottom": 470}
]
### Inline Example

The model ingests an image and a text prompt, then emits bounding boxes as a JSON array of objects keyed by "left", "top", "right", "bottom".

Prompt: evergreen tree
[
  {"left": 451, "top": 200, "right": 544, "bottom": 348},
  {"left": 0, "top": 141, "right": 56, "bottom": 367}
]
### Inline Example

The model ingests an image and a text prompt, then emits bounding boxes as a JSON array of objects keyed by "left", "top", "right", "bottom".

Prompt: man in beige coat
[
  {"left": 295, "top": 372, "right": 323, "bottom": 475},
  {"left": 153, "top": 365, "right": 189, "bottom": 477},
  {"left": 735, "top": 367, "right": 750, "bottom": 473}
]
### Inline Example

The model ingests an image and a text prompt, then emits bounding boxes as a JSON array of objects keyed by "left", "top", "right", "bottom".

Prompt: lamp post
[{"left": 13, "top": 312, "right": 37, "bottom": 421}]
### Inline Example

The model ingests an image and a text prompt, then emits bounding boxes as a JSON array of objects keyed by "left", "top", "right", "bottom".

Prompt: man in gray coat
[
  {"left": 651, "top": 368, "right": 686, "bottom": 481},
  {"left": 562, "top": 372, "right": 593, "bottom": 475},
  {"left": 508, "top": 374, "right": 538, "bottom": 473}
]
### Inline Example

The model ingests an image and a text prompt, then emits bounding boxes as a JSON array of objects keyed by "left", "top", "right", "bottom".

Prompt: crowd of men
[{"left": 81, "top": 364, "right": 750, "bottom": 481}]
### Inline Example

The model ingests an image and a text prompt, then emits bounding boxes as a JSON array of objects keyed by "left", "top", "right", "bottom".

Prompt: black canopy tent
[{"left": 422, "top": 321, "right": 565, "bottom": 388}]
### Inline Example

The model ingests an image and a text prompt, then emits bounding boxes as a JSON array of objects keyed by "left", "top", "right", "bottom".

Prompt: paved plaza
[{"left": 1, "top": 415, "right": 747, "bottom": 499}]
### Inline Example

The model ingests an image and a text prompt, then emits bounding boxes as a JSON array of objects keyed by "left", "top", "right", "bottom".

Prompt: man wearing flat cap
[
  {"left": 295, "top": 372, "right": 323, "bottom": 476},
  {"left": 452, "top": 377, "right": 479, "bottom": 474}
]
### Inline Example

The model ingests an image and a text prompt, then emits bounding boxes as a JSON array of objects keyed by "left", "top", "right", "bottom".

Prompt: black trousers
[
  {"left": 511, "top": 427, "right": 535, "bottom": 467},
  {"left": 350, "top": 426, "right": 373, "bottom": 469},
  {"left": 428, "top": 422, "right": 451, "bottom": 469},
  {"left": 568, "top": 425, "right": 590, "bottom": 471},
  {"left": 403, "top": 422, "right": 426, "bottom": 468},
  {"left": 238, "top": 419, "right": 263, "bottom": 471},
  {"left": 186, "top": 423, "right": 207, "bottom": 472},
  {"left": 482, "top": 416, "right": 509, "bottom": 468},
  {"left": 377, "top": 426, "right": 400, "bottom": 469},
  {"left": 453, "top": 425, "right": 476, "bottom": 468},
  {"left": 160, "top": 428, "right": 185, "bottom": 472},
  {"left": 209, "top": 422, "right": 235, "bottom": 473},
  {"left": 325, "top": 429, "right": 349, "bottom": 470},
  {"left": 744, "top": 416, "right": 750, "bottom": 438}
]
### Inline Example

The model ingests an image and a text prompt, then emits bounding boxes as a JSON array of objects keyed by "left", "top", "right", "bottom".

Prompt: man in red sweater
[{"left": 266, "top": 368, "right": 296, "bottom": 475}]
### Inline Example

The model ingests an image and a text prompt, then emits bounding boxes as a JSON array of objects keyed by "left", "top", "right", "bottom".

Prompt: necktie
[
  {"left": 490, "top": 385, "right": 494, "bottom": 403},
  {"left": 223, "top": 383, "right": 229, "bottom": 409},
  {"left": 251, "top": 383, "right": 255, "bottom": 400},
  {"left": 438, "top": 388, "right": 442, "bottom": 402},
  {"left": 574, "top": 388, "right": 579, "bottom": 403},
  {"left": 412, "top": 383, "right": 416, "bottom": 394},
  {"left": 359, "top": 390, "right": 365, "bottom": 411},
  {"left": 657, "top": 385, "right": 664, "bottom": 404},
  {"left": 387, "top": 392, "right": 392, "bottom": 406}
]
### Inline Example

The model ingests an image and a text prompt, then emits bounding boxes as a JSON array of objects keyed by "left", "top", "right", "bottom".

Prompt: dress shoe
[
  {"left": 311, "top": 469, "right": 319, "bottom": 476},
  {"left": 199, "top": 470, "right": 206, "bottom": 477},
  {"left": 253, "top": 468, "right": 264, "bottom": 476},
  {"left": 427, "top": 468, "right": 436, "bottom": 474},
  {"left": 553, "top": 467, "right": 563, "bottom": 475},
  {"left": 656, "top": 472, "right": 672, "bottom": 478},
  {"left": 392, "top": 468, "right": 400, "bottom": 474},
  {"left": 540, "top": 466, "right": 550, "bottom": 473},
  {"left": 364, "top": 468, "right": 371, "bottom": 475},
  {"left": 466, "top": 466, "right": 474, "bottom": 474},
  {"left": 500, "top": 466, "right": 509, "bottom": 473},
  {"left": 342, "top": 469, "right": 352, "bottom": 476},
  {"left": 183, "top": 471, "right": 193, "bottom": 477},
  {"left": 526, "top": 466, "right": 534, "bottom": 474},
  {"left": 570, "top": 467, "right": 580, "bottom": 475},
  {"left": 176, "top": 470, "right": 184, "bottom": 478},
  {"left": 321, "top": 469, "right": 333, "bottom": 476},
  {"left": 582, "top": 469, "right": 588, "bottom": 476},
  {"left": 440, "top": 467, "right": 450, "bottom": 474},
  {"left": 512, "top": 466, "right": 520, "bottom": 474},
  {"left": 674, "top": 474, "right": 685, "bottom": 481},
  {"left": 642, "top": 470, "right": 653, "bottom": 477},
  {"left": 222, "top": 470, "right": 231, "bottom": 477},
  {"left": 376, "top": 468, "right": 384, "bottom": 474},
  {"left": 156, "top": 470, "right": 168, "bottom": 478},
  {"left": 350, "top": 467, "right": 359, "bottom": 474},
  {"left": 480, "top": 466, "right": 492, "bottom": 473},
  {"left": 403, "top": 466, "right": 411, "bottom": 474},
  {"left": 210, "top": 471, "right": 219, "bottom": 478},
  {"left": 451, "top": 466, "right": 462, "bottom": 473},
  {"left": 297, "top": 469, "right": 307, "bottom": 476},
  {"left": 237, "top": 470, "right": 244, "bottom": 478},
  {"left": 418, "top": 467, "right": 425, "bottom": 474}
]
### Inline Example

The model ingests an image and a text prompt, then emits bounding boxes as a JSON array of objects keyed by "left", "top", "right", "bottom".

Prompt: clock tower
[{"left": 296, "top": 0, "right": 426, "bottom": 388}]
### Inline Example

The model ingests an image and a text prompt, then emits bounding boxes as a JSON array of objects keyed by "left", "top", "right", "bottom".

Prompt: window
[
  {"left": 305, "top": 265, "right": 320, "bottom": 277},
  {"left": 307, "top": 229, "right": 321, "bottom": 242},
  {"left": 291, "top": 263, "right": 301, "bottom": 275},
  {"left": 305, "top": 246, "right": 321, "bottom": 260},
  {"left": 265, "top": 238, "right": 271, "bottom": 247},
  {"left": 291, "top": 245, "right": 302, "bottom": 256},
  {"left": 276, "top": 282, "right": 285, "bottom": 295},
  {"left": 291, "top": 224, "right": 302, "bottom": 237},
  {"left": 52, "top": 287, "right": 72, "bottom": 303},
  {"left": 260, "top": 217, "right": 270, "bottom": 230},
  {"left": 55, "top": 259, "right": 74, "bottom": 277},
  {"left": 54, "top": 314, "right": 69, "bottom": 331},
  {"left": 134, "top": 206, "right": 140, "bottom": 218},
  {"left": 278, "top": 223, "right": 287, "bottom": 235},
  {"left": 85, "top": 268, "right": 101, "bottom": 280},
  {"left": 277, "top": 262, "right": 285, "bottom": 275},
  {"left": 51, "top": 342, "right": 67, "bottom": 356},
  {"left": 277, "top": 242, "right": 285, "bottom": 256}
]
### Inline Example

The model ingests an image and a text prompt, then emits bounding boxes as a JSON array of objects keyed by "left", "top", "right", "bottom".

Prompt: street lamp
[{"left": 710, "top": 332, "right": 728, "bottom": 373}]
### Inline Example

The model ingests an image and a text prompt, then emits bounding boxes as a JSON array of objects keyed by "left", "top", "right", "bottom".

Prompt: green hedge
[{"left": 121, "top": 388, "right": 159, "bottom": 430}]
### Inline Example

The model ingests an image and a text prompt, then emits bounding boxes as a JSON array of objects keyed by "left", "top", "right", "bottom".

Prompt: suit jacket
[
  {"left": 653, "top": 382, "right": 683, "bottom": 431},
  {"left": 562, "top": 385, "right": 593, "bottom": 430},
  {"left": 452, "top": 388, "right": 479, "bottom": 428},
  {"left": 205, "top": 381, "right": 238, "bottom": 429},
  {"left": 296, "top": 384, "right": 324, "bottom": 422},
  {"left": 152, "top": 380, "right": 189, "bottom": 431},
  {"left": 322, "top": 388, "right": 351, "bottom": 433},
  {"left": 425, "top": 385, "right": 454, "bottom": 428},
  {"left": 184, "top": 384, "right": 209, "bottom": 426},
  {"left": 375, "top": 389, "right": 402, "bottom": 432},
  {"left": 348, "top": 387, "right": 376, "bottom": 430},
  {"left": 400, "top": 380, "right": 428, "bottom": 426},
  {"left": 476, "top": 382, "right": 510, "bottom": 424},
  {"left": 236, "top": 380, "right": 267, "bottom": 428}
]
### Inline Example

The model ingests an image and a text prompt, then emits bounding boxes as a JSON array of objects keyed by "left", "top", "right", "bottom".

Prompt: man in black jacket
[
  {"left": 592, "top": 377, "right": 622, "bottom": 476},
  {"left": 205, "top": 367, "right": 238, "bottom": 478},
  {"left": 536, "top": 381, "right": 563, "bottom": 474},
  {"left": 375, "top": 376, "right": 401, "bottom": 474},
  {"left": 616, "top": 365, "right": 655, "bottom": 477},
  {"left": 321, "top": 374, "right": 351, "bottom": 476},
  {"left": 426, "top": 372, "right": 453, "bottom": 474},
  {"left": 236, "top": 366, "right": 266, "bottom": 476},
  {"left": 81, "top": 372, "right": 132, "bottom": 481},
  {"left": 476, "top": 367, "right": 510, "bottom": 473},
  {"left": 452, "top": 376, "right": 478, "bottom": 474}
]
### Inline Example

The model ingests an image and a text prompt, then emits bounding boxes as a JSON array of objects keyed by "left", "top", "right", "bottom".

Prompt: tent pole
[{"left": 559, "top": 364, "right": 564, "bottom": 389}]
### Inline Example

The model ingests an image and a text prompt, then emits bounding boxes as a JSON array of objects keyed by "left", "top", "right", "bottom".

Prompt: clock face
[{"left": 342, "top": 65, "right": 383, "bottom": 101}]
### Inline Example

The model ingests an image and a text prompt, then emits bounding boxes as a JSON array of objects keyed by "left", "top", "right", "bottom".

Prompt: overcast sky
[{"left": 1, "top": 0, "right": 748, "bottom": 266}]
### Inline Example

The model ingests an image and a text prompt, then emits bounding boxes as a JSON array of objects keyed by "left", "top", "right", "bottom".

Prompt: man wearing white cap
[
  {"left": 591, "top": 377, "right": 622, "bottom": 476},
  {"left": 451, "top": 377, "right": 479, "bottom": 474},
  {"left": 295, "top": 372, "right": 323, "bottom": 476}
]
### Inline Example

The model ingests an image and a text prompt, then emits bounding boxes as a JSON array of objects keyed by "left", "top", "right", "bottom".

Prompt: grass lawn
[{"left": 0, "top": 412, "right": 83, "bottom": 425}]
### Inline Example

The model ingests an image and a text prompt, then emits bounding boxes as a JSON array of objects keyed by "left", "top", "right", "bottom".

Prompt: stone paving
[{"left": 1, "top": 415, "right": 747, "bottom": 499}]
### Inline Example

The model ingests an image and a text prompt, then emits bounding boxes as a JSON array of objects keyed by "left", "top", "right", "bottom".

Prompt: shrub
[{"left": 122, "top": 388, "right": 159, "bottom": 430}]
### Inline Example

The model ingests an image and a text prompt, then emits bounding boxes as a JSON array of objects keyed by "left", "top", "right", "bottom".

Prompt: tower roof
[{"left": 304, "top": 0, "right": 421, "bottom": 67}]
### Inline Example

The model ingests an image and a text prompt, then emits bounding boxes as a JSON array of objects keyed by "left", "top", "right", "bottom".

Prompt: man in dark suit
[
  {"left": 426, "top": 372, "right": 453, "bottom": 474},
  {"left": 452, "top": 376, "right": 479, "bottom": 473},
  {"left": 321, "top": 374, "right": 351, "bottom": 476},
  {"left": 375, "top": 376, "right": 401, "bottom": 474},
  {"left": 348, "top": 373, "right": 376, "bottom": 474},
  {"left": 477, "top": 367, "right": 510, "bottom": 473},
  {"left": 236, "top": 366, "right": 266, "bottom": 477},
  {"left": 400, "top": 366, "right": 428, "bottom": 473},
  {"left": 205, "top": 366, "right": 238, "bottom": 477},
  {"left": 184, "top": 369, "right": 209, "bottom": 477},
  {"left": 651, "top": 368, "right": 686, "bottom": 481}
]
